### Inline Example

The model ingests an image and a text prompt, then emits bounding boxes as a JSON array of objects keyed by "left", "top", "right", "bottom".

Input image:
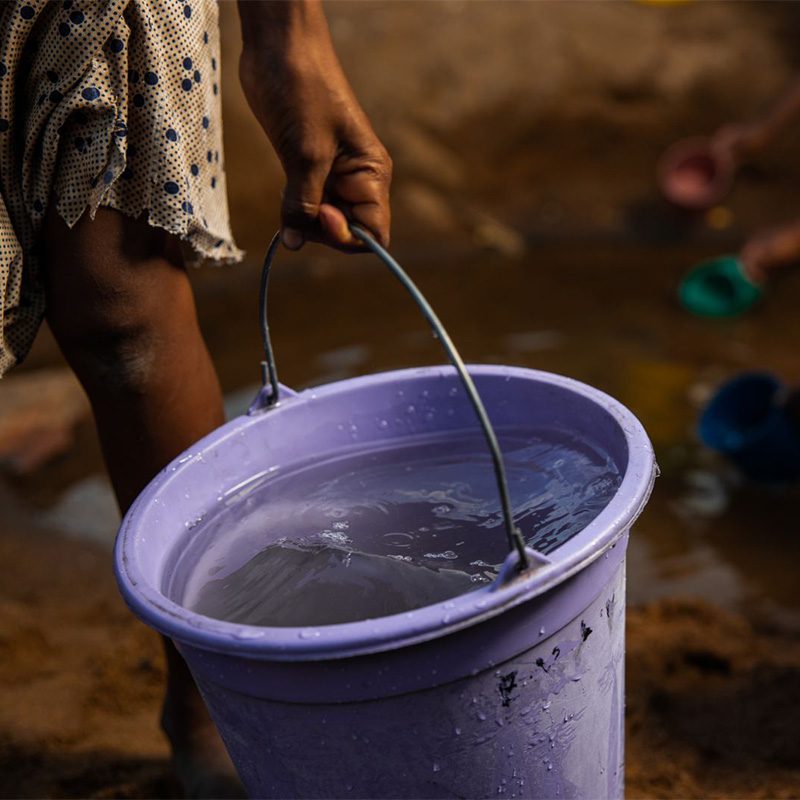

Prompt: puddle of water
[{"left": 39, "top": 475, "right": 120, "bottom": 548}]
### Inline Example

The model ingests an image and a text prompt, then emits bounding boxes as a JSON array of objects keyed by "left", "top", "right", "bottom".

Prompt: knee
[
  {"left": 48, "top": 296, "right": 163, "bottom": 397},
  {"left": 42, "top": 207, "right": 191, "bottom": 397}
]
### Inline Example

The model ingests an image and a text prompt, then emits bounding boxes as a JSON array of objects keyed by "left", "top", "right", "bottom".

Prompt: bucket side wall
[{"left": 194, "top": 563, "right": 626, "bottom": 800}]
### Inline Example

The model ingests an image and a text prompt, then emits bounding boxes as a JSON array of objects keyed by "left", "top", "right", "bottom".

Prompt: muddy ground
[{"left": 1, "top": 523, "right": 799, "bottom": 799}]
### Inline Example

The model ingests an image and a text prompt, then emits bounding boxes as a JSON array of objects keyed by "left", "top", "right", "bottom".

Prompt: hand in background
[
  {"left": 709, "top": 122, "right": 766, "bottom": 167},
  {"left": 739, "top": 220, "right": 800, "bottom": 284},
  {"left": 238, "top": 0, "right": 391, "bottom": 252}
]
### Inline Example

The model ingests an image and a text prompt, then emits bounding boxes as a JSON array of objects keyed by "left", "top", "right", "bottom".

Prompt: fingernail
[{"left": 282, "top": 228, "right": 304, "bottom": 250}]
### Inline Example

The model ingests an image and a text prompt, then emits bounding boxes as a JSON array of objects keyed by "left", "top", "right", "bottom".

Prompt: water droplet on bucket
[
  {"left": 378, "top": 419, "right": 389, "bottom": 429},
  {"left": 454, "top": 727, "right": 461, "bottom": 736},
  {"left": 407, "top": 404, "right": 416, "bottom": 414},
  {"left": 298, "top": 629, "right": 321, "bottom": 640},
  {"left": 432, "top": 762, "right": 440, "bottom": 773},
  {"left": 539, "top": 627, "right": 546, "bottom": 636},
  {"left": 234, "top": 627, "right": 264, "bottom": 640},
  {"left": 449, "top": 387, "right": 458, "bottom": 397}
]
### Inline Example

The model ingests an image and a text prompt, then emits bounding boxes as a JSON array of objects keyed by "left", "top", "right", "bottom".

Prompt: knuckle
[{"left": 289, "top": 143, "right": 330, "bottom": 173}]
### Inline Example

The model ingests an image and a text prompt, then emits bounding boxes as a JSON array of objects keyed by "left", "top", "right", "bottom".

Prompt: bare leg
[{"left": 41, "top": 207, "right": 244, "bottom": 798}]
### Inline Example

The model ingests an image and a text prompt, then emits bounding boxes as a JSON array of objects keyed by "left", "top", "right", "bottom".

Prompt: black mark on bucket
[
  {"left": 499, "top": 671, "right": 518, "bottom": 706},
  {"left": 581, "top": 620, "right": 593, "bottom": 642}
]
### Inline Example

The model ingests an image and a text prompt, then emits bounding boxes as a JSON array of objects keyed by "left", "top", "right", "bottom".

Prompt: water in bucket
[{"left": 168, "top": 426, "right": 621, "bottom": 627}]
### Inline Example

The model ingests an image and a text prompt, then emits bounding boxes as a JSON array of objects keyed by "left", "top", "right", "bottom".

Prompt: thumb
[
  {"left": 281, "top": 161, "right": 328, "bottom": 250},
  {"left": 319, "top": 203, "right": 360, "bottom": 249}
]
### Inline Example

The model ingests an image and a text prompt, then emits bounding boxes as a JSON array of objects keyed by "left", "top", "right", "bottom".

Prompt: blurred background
[{"left": 2, "top": 1, "right": 800, "bottom": 797}]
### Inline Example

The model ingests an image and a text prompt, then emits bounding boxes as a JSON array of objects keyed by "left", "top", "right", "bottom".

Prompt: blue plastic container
[{"left": 699, "top": 373, "right": 800, "bottom": 482}]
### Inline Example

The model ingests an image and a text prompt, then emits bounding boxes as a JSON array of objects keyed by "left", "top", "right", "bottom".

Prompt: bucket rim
[{"left": 114, "top": 365, "right": 656, "bottom": 662}]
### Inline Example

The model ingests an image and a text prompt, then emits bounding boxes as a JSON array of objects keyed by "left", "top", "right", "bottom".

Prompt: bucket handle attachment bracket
[{"left": 256, "top": 226, "right": 533, "bottom": 573}]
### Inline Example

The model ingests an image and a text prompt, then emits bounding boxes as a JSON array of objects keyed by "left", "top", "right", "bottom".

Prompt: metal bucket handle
[{"left": 256, "top": 226, "right": 530, "bottom": 572}]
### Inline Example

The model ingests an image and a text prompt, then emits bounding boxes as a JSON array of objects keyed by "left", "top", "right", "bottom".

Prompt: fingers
[
  {"left": 280, "top": 143, "right": 391, "bottom": 253},
  {"left": 322, "top": 156, "right": 392, "bottom": 250},
  {"left": 280, "top": 158, "right": 330, "bottom": 251}
]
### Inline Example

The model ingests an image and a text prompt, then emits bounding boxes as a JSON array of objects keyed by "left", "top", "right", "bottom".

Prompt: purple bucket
[{"left": 114, "top": 364, "right": 654, "bottom": 799}]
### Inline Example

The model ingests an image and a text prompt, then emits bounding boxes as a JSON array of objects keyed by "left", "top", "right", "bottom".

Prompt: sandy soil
[{"left": 1, "top": 521, "right": 799, "bottom": 800}]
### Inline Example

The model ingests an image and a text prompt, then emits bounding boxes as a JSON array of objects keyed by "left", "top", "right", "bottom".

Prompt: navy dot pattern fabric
[{"left": 0, "top": 0, "right": 242, "bottom": 377}]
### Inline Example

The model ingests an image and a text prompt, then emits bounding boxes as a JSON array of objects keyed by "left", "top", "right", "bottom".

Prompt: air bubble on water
[
  {"left": 432, "top": 762, "right": 440, "bottom": 773},
  {"left": 298, "top": 629, "right": 321, "bottom": 640},
  {"left": 424, "top": 550, "right": 458, "bottom": 560},
  {"left": 332, "top": 520, "right": 350, "bottom": 531},
  {"left": 433, "top": 504, "right": 452, "bottom": 514},
  {"left": 477, "top": 710, "right": 487, "bottom": 721},
  {"left": 542, "top": 700, "right": 551, "bottom": 710}
]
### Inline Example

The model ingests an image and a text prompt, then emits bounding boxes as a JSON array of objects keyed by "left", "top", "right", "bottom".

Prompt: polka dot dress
[{"left": 0, "top": 0, "right": 242, "bottom": 377}]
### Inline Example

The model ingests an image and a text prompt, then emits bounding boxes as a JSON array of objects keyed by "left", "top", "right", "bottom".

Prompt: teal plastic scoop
[{"left": 679, "top": 255, "right": 763, "bottom": 318}]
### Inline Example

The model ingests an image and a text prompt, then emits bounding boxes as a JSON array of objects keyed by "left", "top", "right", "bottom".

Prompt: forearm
[{"left": 237, "top": 0, "right": 333, "bottom": 62}]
